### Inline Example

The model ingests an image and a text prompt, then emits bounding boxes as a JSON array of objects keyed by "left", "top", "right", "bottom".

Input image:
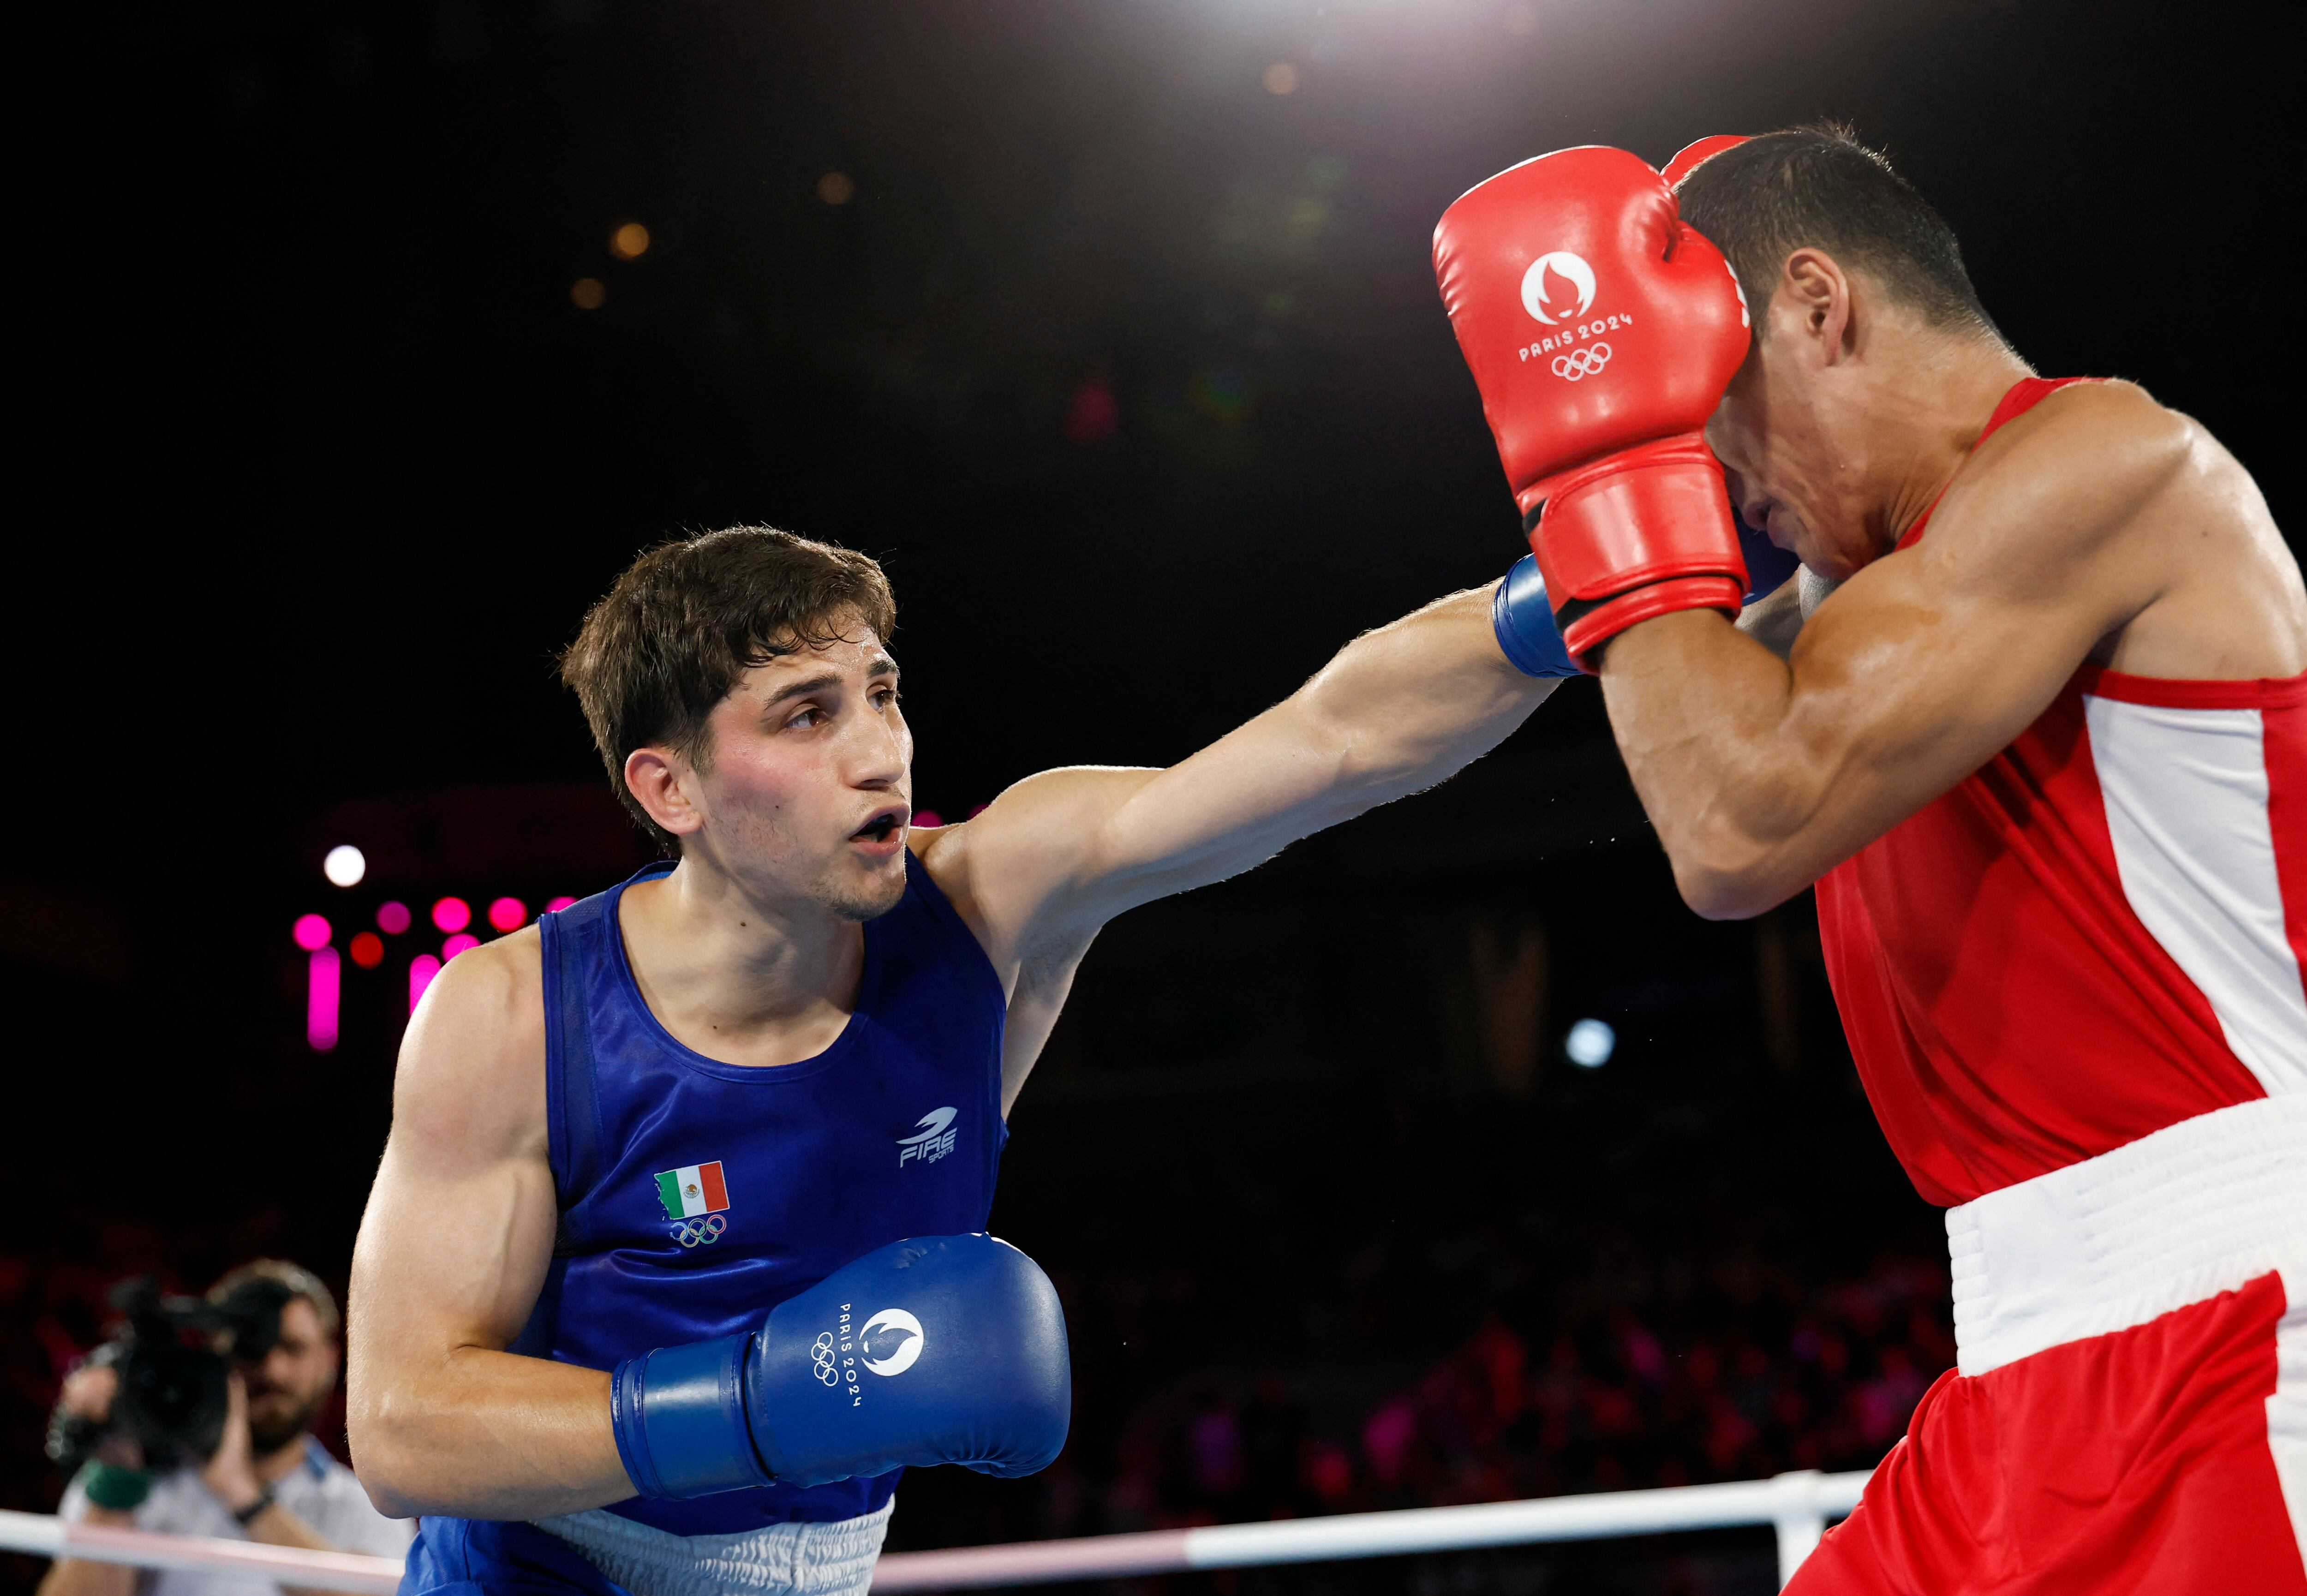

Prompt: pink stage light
[
  {"left": 432, "top": 896, "right": 471, "bottom": 933},
  {"left": 409, "top": 953, "right": 441, "bottom": 1012},
  {"left": 545, "top": 896, "right": 577, "bottom": 913},
  {"left": 488, "top": 896, "right": 527, "bottom": 932},
  {"left": 377, "top": 901, "right": 412, "bottom": 934},
  {"left": 442, "top": 933, "right": 479, "bottom": 960},
  {"left": 913, "top": 810, "right": 943, "bottom": 828},
  {"left": 307, "top": 946, "right": 341, "bottom": 1051},
  {"left": 292, "top": 913, "right": 332, "bottom": 951}
]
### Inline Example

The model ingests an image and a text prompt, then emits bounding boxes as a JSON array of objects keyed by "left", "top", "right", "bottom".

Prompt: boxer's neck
[
  {"left": 617, "top": 858, "right": 867, "bottom": 1068},
  {"left": 1859, "top": 325, "right": 2033, "bottom": 555}
]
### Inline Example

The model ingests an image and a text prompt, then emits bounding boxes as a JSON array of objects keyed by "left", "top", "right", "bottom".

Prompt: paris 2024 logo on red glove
[{"left": 1432, "top": 145, "right": 1750, "bottom": 523}]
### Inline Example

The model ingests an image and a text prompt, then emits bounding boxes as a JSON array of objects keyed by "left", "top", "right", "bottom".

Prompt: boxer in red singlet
[{"left": 1435, "top": 126, "right": 2307, "bottom": 1590}]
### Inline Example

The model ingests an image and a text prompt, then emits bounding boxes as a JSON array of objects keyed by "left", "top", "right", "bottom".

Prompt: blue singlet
[{"left": 412, "top": 852, "right": 1008, "bottom": 1560}]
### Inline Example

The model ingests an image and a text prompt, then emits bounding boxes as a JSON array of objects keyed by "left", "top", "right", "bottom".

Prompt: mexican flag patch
[{"left": 655, "top": 1161, "right": 729, "bottom": 1220}]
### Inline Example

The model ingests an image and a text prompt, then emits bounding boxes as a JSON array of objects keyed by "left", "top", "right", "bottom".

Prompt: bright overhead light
[
  {"left": 323, "top": 844, "right": 366, "bottom": 887},
  {"left": 1565, "top": 1017, "right": 1615, "bottom": 1068}
]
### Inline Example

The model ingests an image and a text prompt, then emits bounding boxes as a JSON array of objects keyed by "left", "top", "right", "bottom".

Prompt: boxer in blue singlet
[{"left": 347, "top": 526, "right": 1582, "bottom": 1595}]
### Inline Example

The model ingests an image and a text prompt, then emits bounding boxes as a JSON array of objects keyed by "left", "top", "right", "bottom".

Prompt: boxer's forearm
[
  {"left": 1599, "top": 609, "right": 1856, "bottom": 919},
  {"left": 1288, "top": 581, "right": 1559, "bottom": 796},
  {"left": 945, "top": 583, "right": 1556, "bottom": 942},
  {"left": 1601, "top": 586, "right": 2085, "bottom": 917},
  {"left": 350, "top": 1346, "right": 626, "bottom": 1520},
  {"left": 1072, "top": 583, "right": 1554, "bottom": 902}
]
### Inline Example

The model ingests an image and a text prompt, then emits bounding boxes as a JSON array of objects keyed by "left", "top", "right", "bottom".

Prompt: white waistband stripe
[{"left": 1948, "top": 1096, "right": 2307, "bottom": 1376}]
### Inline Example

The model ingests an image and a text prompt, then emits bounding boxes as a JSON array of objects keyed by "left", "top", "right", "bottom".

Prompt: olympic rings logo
[
  {"left": 1551, "top": 342, "right": 1612, "bottom": 381},
  {"left": 669, "top": 1213, "right": 727, "bottom": 1248},
  {"left": 811, "top": 1333, "right": 842, "bottom": 1386}
]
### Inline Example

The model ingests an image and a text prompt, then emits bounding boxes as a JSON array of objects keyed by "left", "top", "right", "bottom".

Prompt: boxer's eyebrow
[
  {"left": 763, "top": 672, "right": 842, "bottom": 707},
  {"left": 762, "top": 657, "right": 897, "bottom": 709}
]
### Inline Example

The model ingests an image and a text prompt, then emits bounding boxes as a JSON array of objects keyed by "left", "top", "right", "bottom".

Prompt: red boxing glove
[
  {"left": 1434, "top": 146, "right": 1751, "bottom": 667},
  {"left": 1660, "top": 133, "right": 1748, "bottom": 190}
]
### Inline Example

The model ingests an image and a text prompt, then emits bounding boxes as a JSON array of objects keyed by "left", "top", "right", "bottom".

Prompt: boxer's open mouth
[{"left": 852, "top": 807, "right": 907, "bottom": 844}]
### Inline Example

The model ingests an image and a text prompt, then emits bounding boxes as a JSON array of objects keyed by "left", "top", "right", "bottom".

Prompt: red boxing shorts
[{"left": 1790, "top": 1097, "right": 2307, "bottom": 1595}]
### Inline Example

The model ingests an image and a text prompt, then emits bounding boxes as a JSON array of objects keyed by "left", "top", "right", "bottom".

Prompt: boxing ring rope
[{"left": 0, "top": 1468, "right": 1867, "bottom": 1590}]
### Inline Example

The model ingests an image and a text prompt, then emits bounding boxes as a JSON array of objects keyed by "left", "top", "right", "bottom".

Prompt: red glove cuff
[
  {"left": 1559, "top": 576, "right": 1746, "bottom": 662},
  {"left": 1531, "top": 433, "right": 1749, "bottom": 670}
]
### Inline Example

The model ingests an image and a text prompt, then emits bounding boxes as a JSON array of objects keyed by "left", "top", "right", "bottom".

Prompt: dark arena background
[{"left": 5, "top": 1, "right": 2293, "bottom": 1593}]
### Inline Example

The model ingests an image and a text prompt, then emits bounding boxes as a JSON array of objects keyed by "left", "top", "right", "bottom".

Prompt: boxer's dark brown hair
[
  {"left": 1675, "top": 123, "right": 1999, "bottom": 341},
  {"left": 561, "top": 526, "right": 897, "bottom": 850}
]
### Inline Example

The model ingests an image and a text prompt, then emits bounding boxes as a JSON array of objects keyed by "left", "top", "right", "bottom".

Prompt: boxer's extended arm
[
  {"left": 921, "top": 582, "right": 1554, "bottom": 1097},
  {"left": 1600, "top": 384, "right": 2303, "bottom": 919},
  {"left": 347, "top": 935, "right": 633, "bottom": 1520}
]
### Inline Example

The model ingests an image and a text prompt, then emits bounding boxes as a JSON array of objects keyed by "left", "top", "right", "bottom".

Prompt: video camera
[{"left": 47, "top": 1274, "right": 296, "bottom": 1474}]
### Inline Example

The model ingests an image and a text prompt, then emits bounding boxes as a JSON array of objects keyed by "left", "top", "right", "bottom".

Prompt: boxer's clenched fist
[{"left": 1434, "top": 146, "right": 1751, "bottom": 666}]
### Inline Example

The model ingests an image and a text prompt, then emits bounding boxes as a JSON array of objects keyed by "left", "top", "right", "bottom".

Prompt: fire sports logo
[{"left": 1519, "top": 251, "right": 1595, "bottom": 324}]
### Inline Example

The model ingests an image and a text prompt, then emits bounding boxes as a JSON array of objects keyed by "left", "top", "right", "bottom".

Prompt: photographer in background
[{"left": 41, "top": 1261, "right": 412, "bottom": 1596}]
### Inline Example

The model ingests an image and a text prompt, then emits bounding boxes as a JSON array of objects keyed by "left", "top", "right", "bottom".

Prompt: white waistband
[
  {"left": 1947, "top": 1095, "right": 2307, "bottom": 1376},
  {"left": 533, "top": 1498, "right": 893, "bottom": 1596}
]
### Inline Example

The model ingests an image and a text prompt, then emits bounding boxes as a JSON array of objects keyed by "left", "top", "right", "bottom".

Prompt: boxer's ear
[
  {"left": 1780, "top": 248, "right": 1855, "bottom": 365},
  {"left": 626, "top": 745, "right": 705, "bottom": 840}
]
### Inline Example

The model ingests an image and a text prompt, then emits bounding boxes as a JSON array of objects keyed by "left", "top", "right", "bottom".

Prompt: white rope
[
  {"left": 0, "top": 1469, "right": 1869, "bottom": 1592},
  {"left": 0, "top": 1509, "right": 404, "bottom": 1594},
  {"left": 869, "top": 1470, "right": 1869, "bottom": 1589}
]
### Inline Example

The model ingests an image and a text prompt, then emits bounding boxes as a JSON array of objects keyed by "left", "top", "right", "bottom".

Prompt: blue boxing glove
[
  {"left": 1493, "top": 555, "right": 1579, "bottom": 678},
  {"left": 610, "top": 1234, "right": 1070, "bottom": 1500}
]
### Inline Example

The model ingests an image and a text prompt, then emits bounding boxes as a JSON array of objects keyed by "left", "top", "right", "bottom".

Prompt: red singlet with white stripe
[{"left": 1815, "top": 377, "right": 2307, "bottom": 1207}]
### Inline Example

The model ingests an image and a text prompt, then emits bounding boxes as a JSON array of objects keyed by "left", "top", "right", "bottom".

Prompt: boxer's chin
[{"left": 822, "top": 857, "right": 909, "bottom": 923}]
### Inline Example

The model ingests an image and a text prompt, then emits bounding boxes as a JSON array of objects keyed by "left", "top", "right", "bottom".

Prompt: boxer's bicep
[
  {"left": 1618, "top": 401, "right": 2185, "bottom": 918},
  {"left": 347, "top": 938, "right": 563, "bottom": 1506},
  {"left": 1763, "top": 406, "right": 2187, "bottom": 862}
]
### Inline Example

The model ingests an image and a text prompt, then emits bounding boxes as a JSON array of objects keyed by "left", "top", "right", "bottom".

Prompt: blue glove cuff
[
  {"left": 1493, "top": 555, "right": 1579, "bottom": 679},
  {"left": 611, "top": 1333, "right": 773, "bottom": 1500}
]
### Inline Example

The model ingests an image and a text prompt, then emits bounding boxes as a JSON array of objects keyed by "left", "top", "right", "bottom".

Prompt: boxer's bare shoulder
[
  {"left": 1930, "top": 379, "right": 2305, "bottom": 680},
  {"left": 389, "top": 927, "right": 549, "bottom": 1165}
]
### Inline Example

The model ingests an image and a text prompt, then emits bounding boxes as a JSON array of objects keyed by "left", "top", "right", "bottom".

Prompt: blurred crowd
[
  {"left": 1, "top": 1206, "right": 1948, "bottom": 1575},
  {"left": 1025, "top": 1249, "right": 1947, "bottom": 1543}
]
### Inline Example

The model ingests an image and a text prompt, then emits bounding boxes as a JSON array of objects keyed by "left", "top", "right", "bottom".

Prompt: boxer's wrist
[
  {"left": 610, "top": 1332, "right": 772, "bottom": 1501},
  {"left": 1492, "top": 556, "right": 1578, "bottom": 678}
]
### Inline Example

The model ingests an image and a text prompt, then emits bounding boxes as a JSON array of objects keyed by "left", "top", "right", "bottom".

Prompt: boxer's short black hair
[
  {"left": 562, "top": 527, "right": 897, "bottom": 850},
  {"left": 1675, "top": 123, "right": 1998, "bottom": 341}
]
